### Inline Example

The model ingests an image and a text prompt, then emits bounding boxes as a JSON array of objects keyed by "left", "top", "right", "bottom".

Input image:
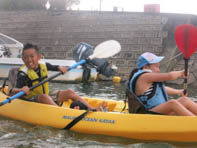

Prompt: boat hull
[
  {"left": 0, "top": 91, "right": 197, "bottom": 142},
  {"left": 0, "top": 58, "right": 97, "bottom": 81}
]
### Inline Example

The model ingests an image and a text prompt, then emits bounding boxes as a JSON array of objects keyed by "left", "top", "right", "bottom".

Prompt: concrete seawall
[{"left": 0, "top": 10, "right": 197, "bottom": 86}]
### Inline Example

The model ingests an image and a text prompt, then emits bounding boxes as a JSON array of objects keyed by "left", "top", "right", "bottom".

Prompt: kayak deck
[
  {"left": 1, "top": 87, "right": 197, "bottom": 142},
  {"left": 63, "top": 97, "right": 128, "bottom": 112}
]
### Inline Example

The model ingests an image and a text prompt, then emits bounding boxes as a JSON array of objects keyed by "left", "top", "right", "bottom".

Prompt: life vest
[
  {"left": 19, "top": 61, "right": 49, "bottom": 99},
  {"left": 129, "top": 69, "right": 168, "bottom": 110}
]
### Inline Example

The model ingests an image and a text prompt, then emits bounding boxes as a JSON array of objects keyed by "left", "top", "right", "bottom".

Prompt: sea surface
[{"left": 0, "top": 80, "right": 197, "bottom": 148}]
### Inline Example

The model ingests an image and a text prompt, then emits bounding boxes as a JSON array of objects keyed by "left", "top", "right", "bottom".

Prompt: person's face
[
  {"left": 22, "top": 48, "right": 41, "bottom": 70},
  {"left": 145, "top": 62, "right": 160, "bottom": 73}
]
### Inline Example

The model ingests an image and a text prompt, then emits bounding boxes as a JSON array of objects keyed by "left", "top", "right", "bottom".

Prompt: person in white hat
[{"left": 128, "top": 52, "right": 197, "bottom": 116}]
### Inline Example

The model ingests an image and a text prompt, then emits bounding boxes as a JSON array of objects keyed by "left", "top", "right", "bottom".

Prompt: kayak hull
[{"left": 0, "top": 91, "right": 197, "bottom": 142}]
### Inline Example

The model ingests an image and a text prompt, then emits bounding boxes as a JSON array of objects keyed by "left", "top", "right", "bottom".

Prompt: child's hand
[
  {"left": 22, "top": 86, "right": 30, "bottom": 95},
  {"left": 59, "top": 66, "right": 67, "bottom": 74},
  {"left": 180, "top": 70, "right": 189, "bottom": 78},
  {"left": 178, "top": 89, "right": 187, "bottom": 97}
]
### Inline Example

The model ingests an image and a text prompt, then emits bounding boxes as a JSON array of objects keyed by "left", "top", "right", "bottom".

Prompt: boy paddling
[{"left": 11, "top": 43, "right": 106, "bottom": 111}]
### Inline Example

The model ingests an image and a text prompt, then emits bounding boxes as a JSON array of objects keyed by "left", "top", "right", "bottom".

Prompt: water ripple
[{"left": 0, "top": 81, "right": 197, "bottom": 147}]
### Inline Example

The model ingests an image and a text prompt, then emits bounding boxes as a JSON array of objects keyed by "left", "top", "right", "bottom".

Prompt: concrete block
[
  {"left": 139, "top": 38, "right": 151, "bottom": 45},
  {"left": 151, "top": 38, "right": 163, "bottom": 45}
]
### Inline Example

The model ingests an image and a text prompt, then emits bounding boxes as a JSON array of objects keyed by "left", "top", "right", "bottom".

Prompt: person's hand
[
  {"left": 59, "top": 66, "right": 67, "bottom": 74},
  {"left": 22, "top": 86, "right": 30, "bottom": 95},
  {"left": 178, "top": 89, "right": 187, "bottom": 97},
  {"left": 180, "top": 70, "right": 189, "bottom": 78}
]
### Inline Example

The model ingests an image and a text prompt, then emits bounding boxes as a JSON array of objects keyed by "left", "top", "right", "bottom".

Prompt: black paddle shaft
[
  {"left": 183, "top": 28, "right": 189, "bottom": 95},
  {"left": 183, "top": 58, "right": 188, "bottom": 95},
  {"left": 30, "top": 72, "right": 62, "bottom": 91}
]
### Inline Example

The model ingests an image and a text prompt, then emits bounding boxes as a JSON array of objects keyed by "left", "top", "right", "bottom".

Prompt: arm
[
  {"left": 9, "top": 72, "right": 30, "bottom": 96},
  {"left": 135, "top": 70, "right": 185, "bottom": 96},
  {"left": 46, "top": 62, "right": 59, "bottom": 71},
  {"left": 140, "top": 70, "right": 185, "bottom": 83},
  {"left": 165, "top": 86, "right": 184, "bottom": 96},
  {"left": 46, "top": 62, "right": 67, "bottom": 74},
  {"left": 10, "top": 86, "right": 30, "bottom": 96}
]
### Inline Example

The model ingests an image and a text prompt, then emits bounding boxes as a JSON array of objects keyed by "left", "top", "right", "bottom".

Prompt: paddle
[
  {"left": 175, "top": 24, "right": 197, "bottom": 95},
  {"left": 0, "top": 40, "right": 121, "bottom": 106}
]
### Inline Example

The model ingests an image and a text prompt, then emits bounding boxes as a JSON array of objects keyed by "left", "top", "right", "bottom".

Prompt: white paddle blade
[{"left": 89, "top": 40, "right": 121, "bottom": 59}]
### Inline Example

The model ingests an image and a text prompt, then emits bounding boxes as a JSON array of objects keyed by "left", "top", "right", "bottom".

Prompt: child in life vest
[
  {"left": 11, "top": 43, "right": 106, "bottom": 111},
  {"left": 129, "top": 52, "right": 197, "bottom": 116}
]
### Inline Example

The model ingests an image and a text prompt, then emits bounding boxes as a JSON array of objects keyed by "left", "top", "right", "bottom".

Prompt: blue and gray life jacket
[{"left": 129, "top": 69, "right": 168, "bottom": 110}]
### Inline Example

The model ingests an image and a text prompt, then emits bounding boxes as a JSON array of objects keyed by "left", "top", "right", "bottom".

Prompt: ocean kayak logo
[{"left": 62, "top": 115, "right": 115, "bottom": 124}]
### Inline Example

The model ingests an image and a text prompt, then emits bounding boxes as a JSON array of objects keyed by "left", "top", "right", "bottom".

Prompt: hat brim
[{"left": 149, "top": 56, "right": 164, "bottom": 64}]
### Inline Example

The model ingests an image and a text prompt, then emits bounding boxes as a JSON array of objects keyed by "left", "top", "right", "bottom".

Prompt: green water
[{"left": 0, "top": 80, "right": 197, "bottom": 148}]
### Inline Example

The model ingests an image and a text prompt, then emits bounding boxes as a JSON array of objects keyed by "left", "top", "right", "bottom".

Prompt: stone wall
[{"left": 0, "top": 10, "right": 197, "bottom": 86}]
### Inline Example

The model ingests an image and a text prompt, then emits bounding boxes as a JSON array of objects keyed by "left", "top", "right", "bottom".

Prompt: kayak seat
[
  {"left": 83, "top": 97, "right": 103, "bottom": 106},
  {"left": 61, "top": 97, "right": 116, "bottom": 112},
  {"left": 107, "top": 103, "right": 116, "bottom": 111},
  {"left": 125, "top": 81, "right": 161, "bottom": 115},
  {"left": 84, "top": 97, "right": 117, "bottom": 111},
  {"left": 87, "top": 100, "right": 98, "bottom": 107},
  {"left": 0, "top": 67, "right": 20, "bottom": 96},
  {"left": 0, "top": 86, "right": 9, "bottom": 95},
  {"left": 62, "top": 99, "right": 72, "bottom": 108},
  {"left": 126, "top": 87, "right": 147, "bottom": 113},
  {"left": 62, "top": 98, "right": 99, "bottom": 110}
]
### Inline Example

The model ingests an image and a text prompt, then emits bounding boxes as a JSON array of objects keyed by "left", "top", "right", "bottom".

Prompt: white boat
[
  {"left": 0, "top": 33, "right": 97, "bottom": 82},
  {"left": 0, "top": 58, "right": 97, "bottom": 82},
  {"left": 0, "top": 33, "right": 23, "bottom": 58}
]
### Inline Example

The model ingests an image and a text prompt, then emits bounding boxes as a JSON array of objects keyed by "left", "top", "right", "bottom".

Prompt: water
[{"left": 0, "top": 80, "right": 197, "bottom": 148}]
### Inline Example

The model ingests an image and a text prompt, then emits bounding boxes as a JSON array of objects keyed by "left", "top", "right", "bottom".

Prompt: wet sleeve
[{"left": 46, "top": 62, "right": 59, "bottom": 71}]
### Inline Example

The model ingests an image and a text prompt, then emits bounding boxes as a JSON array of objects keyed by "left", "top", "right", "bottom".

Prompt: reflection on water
[
  {"left": 50, "top": 81, "right": 126, "bottom": 101},
  {"left": 0, "top": 80, "right": 197, "bottom": 148}
]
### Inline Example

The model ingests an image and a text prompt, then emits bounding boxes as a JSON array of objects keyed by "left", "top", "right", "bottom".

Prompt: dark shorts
[
  {"left": 50, "top": 90, "right": 60, "bottom": 105},
  {"left": 50, "top": 90, "right": 88, "bottom": 109},
  {"left": 19, "top": 90, "right": 60, "bottom": 104},
  {"left": 19, "top": 91, "right": 88, "bottom": 109},
  {"left": 70, "top": 101, "right": 88, "bottom": 110}
]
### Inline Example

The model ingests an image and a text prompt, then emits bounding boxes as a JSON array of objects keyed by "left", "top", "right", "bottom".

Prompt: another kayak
[{"left": 0, "top": 89, "right": 197, "bottom": 142}]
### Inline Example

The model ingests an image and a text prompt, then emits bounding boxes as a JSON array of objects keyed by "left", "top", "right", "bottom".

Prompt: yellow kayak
[{"left": 0, "top": 88, "right": 197, "bottom": 142}]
